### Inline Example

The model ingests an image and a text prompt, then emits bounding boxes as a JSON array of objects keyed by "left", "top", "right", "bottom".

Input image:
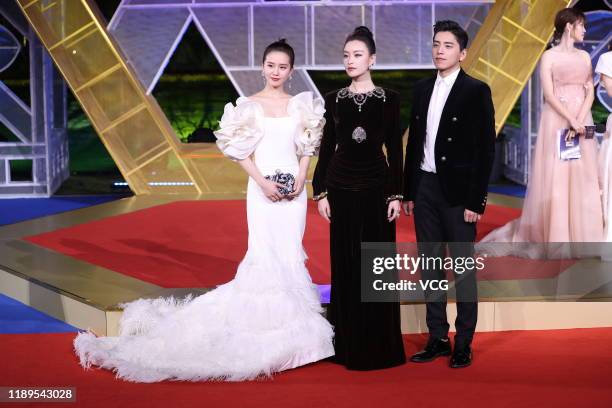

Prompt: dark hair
[
  {"left": 262, "top": 38, "right": 295, "bottom": 68},
  {"left": 433, "top": 20, "right": 468, "bottom": 50},
  {"left": 553, "top": 8, "right": 585, "bottom": 43},
  {"left": 344, "top": 26, "right": 376, "bottom": 55}
]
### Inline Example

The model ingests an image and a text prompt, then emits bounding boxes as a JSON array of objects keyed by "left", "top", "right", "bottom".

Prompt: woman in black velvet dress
[{"left": 312, "top": 26, "right": 406, "bottom": 370}]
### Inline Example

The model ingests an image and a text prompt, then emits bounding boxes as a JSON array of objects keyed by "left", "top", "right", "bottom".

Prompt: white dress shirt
[{"left": 420, "top": 67, "right": 461, "bottom": 173}]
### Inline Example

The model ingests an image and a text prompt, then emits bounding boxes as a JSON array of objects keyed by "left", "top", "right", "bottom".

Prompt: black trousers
[{"left": 413, "top": 170, "right": 478, "bottom": 349}]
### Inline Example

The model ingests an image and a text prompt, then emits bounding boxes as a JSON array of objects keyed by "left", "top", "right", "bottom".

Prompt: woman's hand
[
  {"left": 317, "top": 197, "right": 331, "bottom": 223},
  {"left": 260, "top": 179, "right": 285, "bottom": 202},
  {"left": 387, "top": 200, "right": 401, "bottom": 222},
  {"left": 569, "top": 118, "right": 585, "bottom": 136},
  {"left": 286, "top": 175, "right": 306, "bottom": 200}
]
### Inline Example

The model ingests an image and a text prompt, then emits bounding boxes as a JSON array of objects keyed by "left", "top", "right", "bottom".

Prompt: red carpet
[
  {"left": 1, "top": 328, "right": 611, "bottom": 408},
  {"left": 25, "top": 200, "right": 565, "bottom": 289}
]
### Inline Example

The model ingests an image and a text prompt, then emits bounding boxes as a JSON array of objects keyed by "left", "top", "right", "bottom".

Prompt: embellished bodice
[
  {"left": 312, "top": 87, "right": 403, "bottom": 197},
  {"left": 549, "top": 50, "right": 591, "bottom": 108}
]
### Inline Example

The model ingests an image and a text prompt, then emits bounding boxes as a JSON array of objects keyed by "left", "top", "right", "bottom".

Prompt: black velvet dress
[{"left": 312, "top": 87, "right": 406, "bottom": 370}]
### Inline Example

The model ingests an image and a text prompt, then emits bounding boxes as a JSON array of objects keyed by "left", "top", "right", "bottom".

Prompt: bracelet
[
  {"left": 386, "top": 194, "right": 403, "bottom": 204},
  {"left": 313, "top": 191, "right": 328, "bottom": 201}
]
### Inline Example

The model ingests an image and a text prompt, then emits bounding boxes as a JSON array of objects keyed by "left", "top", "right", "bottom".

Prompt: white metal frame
[
  {"left": 0, "top": 15, "right": 69, "bottom": 198},
  {"left": 108, "top": 0, "right": 493, "bottom": 97}
]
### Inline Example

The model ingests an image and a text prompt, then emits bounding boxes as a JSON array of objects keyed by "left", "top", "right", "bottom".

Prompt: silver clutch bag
[{"left": 264, "top": 169, "right": 295, "bottom": 195}]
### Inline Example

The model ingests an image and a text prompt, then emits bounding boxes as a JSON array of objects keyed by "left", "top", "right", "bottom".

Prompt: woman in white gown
[
  {"left": 73, "top": 39, "right": 334, "bottom": 382},
  {"left": 596, "top": 49, "right": 612, "bottom": 242}
]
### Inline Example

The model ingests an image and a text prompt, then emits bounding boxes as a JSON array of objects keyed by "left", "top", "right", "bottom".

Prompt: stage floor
[{"left": 1, "top": 191, "right": 611, "bottom": 335}]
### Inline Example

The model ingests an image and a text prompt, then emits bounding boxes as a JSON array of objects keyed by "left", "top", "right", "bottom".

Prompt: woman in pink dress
[{"left": 480, "top": 8, "right": 603, "bottom": 257}]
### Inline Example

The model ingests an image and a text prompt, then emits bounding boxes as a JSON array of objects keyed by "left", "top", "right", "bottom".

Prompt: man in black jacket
[{"left": 402, "top": 20, "right": 496, "bottom": 368}]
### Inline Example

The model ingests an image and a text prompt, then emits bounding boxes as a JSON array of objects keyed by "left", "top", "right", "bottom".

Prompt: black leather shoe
[
  {"left": 410, "top": 337, "right": 452, "bottom": 363},
  {"left": 450, "top": 347, "right": 472, "bottom": 368}
]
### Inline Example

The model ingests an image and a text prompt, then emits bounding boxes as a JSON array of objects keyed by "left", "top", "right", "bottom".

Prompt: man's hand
[
  {"left": 464, "top": 209, "right": 482, "bottom": 223},
  {"left": 402, "top": 201, "right": 414, "bottom": 216}
]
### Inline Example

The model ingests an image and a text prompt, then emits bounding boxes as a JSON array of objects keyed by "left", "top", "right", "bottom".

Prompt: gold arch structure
[
  {"left": 16, "top": 0, "right": 214, "bottom": 195},
  {"left": 464, "top": 0, "right": 573, "bottom": 134}
]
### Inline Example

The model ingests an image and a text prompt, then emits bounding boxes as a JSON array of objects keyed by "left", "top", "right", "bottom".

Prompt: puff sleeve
[
  {"left": 214, "top": 97, "right": 264, "bottom": 161},
  {"left": 287, "top": 91, "right": 325, "bottom": 157}
]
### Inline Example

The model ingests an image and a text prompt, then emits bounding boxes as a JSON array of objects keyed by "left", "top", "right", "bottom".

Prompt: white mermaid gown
[{"left": 74, "top": 92, "right": 334, "bottom": 382}]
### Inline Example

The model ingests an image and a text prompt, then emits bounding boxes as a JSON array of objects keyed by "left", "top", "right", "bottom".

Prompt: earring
[
  {"left": 289, "top": 75, "right": 293, "bottom": 90},
  {"left": 262, "top": 71, "right": 266, "bottom": 86}
]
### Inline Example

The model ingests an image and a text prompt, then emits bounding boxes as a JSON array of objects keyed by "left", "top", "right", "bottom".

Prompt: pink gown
[{"left": 480, "top": 49, "right": 603, "bottom": 257}]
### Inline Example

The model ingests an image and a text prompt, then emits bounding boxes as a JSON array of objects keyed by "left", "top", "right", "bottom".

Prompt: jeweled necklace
[
  {"left": 336, "top": 84, "right": 386, "bottom": 144},
  {"left": 336, "top": 85, "right": 386, "bottom": 112}
]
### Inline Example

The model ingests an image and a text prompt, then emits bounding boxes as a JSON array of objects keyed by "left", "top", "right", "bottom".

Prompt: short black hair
[
  {"left": 263, "top": 38, "right": 295, "bottom": 68},
  {"left": 433, "top": 20, "right": 468, "bottom": 50}
]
